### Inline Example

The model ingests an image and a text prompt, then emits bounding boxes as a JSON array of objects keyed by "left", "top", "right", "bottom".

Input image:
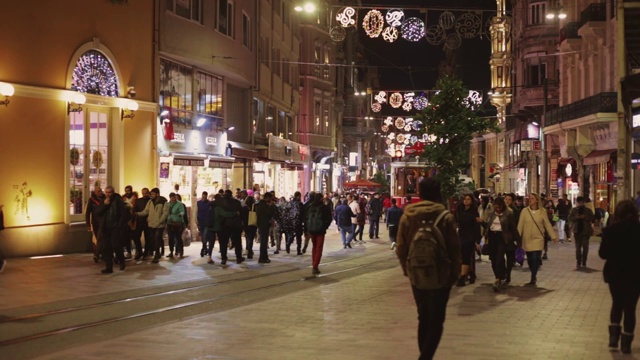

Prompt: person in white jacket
[
  {"left": 135, "top": 188, "right": 169, "bottom": 263},
  {"left": 517, "top": 193, "right": 558, "bottom": 285}
]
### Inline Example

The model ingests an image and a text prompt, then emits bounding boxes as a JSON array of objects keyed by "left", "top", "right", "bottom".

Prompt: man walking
[
  {"left": 386, "top": 198, "right": 403, "bottom": 250},
  {"left": 569, "top": 196, "right": 595, "bottom": 268},
  {"left": 96, "top": 185, "right": 127, "bottom": 274},
  {"left": 368, "top": 193, "right": 383, "bottom": 239},
  {"left": 255, "top": 192, "right": 276, "bottom": 263},
  {"left": 306, "top": 193, "right": 333, "bottom": 275},
  {"left": 196, "top": 191, "right": 210, "bottom": 257},
  {"left": 395, "top": 179, "right": 461, "bottom": 360},
  {"left": 334, "top": 199, "right": 356, "bottom": 249},
  {"left": 132, "top": 188, "right": 151, "bottom": 260},
  {"left": 223, "top": 190, "right": 245, "bottom": 264},
  {"left": 85, "top": 185, "right": 105, "bottom": 263},
  {"left": 135, "top": 188, "right": 169, "bottom": 263}
]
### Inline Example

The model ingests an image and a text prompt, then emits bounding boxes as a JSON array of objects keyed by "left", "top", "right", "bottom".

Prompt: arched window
[{"left": 70, "top": 50, "right": 119, "bottom": 97}]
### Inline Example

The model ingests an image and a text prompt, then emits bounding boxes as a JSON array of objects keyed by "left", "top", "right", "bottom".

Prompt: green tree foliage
[
  {"left": 370, "top": 171, "right": 390, "bottom": 194},
  {"left": 416, "top": 76, "right": 500, "bottom": 200}
]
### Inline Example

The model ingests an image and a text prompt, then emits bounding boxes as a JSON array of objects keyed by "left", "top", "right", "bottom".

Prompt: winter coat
[
  {"left": 255, "top": 200, "right": 277, "bottom": 231},
  {"left": 196, "top": 199, "right": 210, "bottom": 228},
  {"left": 368, "top": 197, "right": 383, "bottom": 219},
  {"left": 349, "top": 200, "right": 360, "bottom": 225},
  {"left": 395, "top": 200, "right": 461, "bottom": 286},
  {"left": 569, "top": 205, "right": 595, "bottom": 236},
  {"left": 457, "top": 205, "right": 482, "bottom": 244},
  {"left": 167, "top": 200, "right": 185, "bottom": 226},
  {"left": 85, "top": 193, "right": 105, "bottom": 231},
  {"left": 483, "top": 207, "right": 520, "bottom": 250},
  {"left": 517, "top": 207, "right": 557, "bottom": 252},
  {"left": 133, "top": 196, "right": 150, "bottom": 227},
  {"left": 95, "top": 193, "right": 127, "bottom": 234},
  {"left": 306, "top": 201, "right": 333, "bottom": 235},
  {"left": 334, "top": 203, "right": 355, "bottom": 228},
  {"left": 600, "top": 221, "right": 640, "bottom": 284},
  {"left": 136, "top": 196, "right": 169, "bottom": 229},
  {"left": 385, "top": 205, "right": 403, "bottom": 227}
]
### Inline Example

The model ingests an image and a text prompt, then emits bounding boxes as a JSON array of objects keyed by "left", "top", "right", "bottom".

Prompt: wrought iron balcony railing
[
  {"left": 559, "top": 22, "right": 581, "bottom": 42},
  {"left": 545, "top": 92, "right": 617, "bottom": 126},
  {"left": 581, "top": 3, "right": 607, "bottom": 26}
]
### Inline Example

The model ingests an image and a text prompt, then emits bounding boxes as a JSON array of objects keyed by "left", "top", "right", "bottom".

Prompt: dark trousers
[
  {"left": 286, "top": 232, "right": 302, "bottom": 252},
  {"left": 609, "top": 281, "right": 640, "bottom": 333},
  {"left": 389, "top": 224, "right": 398, "bottom": 241},
  {"left": 526, "top": 250, "right": 542, "bottom": 280},
  {"left": 133, "top": 223, "right": 151, "bottom": 256},
  {"left": 101, "top": 229, "right": 124, "bottom": 270},
  {"left": 411, "top": 286, "right": 452, "bottom": 360},
  {"left": 228, "top": 227, "right": 243, "bottom": 260},
  {"left": 245, "top": 227, "right": 257, "bottom": 254},
  {"left": 369, "top": 217, "right": 380, "bottom": 238},
  {"left": 92, "top": 228, "right": 101, "bottom": 259},
  {"left": 123, "top": 228, "right": 132, "bottom": 254},
  {"left": 204, "top": 229, "right": 218, "bottom": 257},
  {"left": 167, "top": 225, "right": 184, "bottom": 255},
  {"left": 355, "top": 223, "right": 365, "bottom": 240},
  {"left": 488, "top": 231, "right": 514, "bottom": 281},
  {"left": 151, "top": 227, "right": 165, "bottom": 259},
  {"left": 574, "top": 233, "right": 590, "bottom": 265},
  {"left": 258, "top": 227, "right": 270, "bottom": 261}
]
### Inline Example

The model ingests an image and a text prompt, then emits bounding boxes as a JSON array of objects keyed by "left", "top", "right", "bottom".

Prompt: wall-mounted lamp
[
  {"left": 225, "top": 126, "right": 235, "bottom": 131},
  {"left": 160, "top": 109, "right": 169, "bottom": 117},
  {"left": 67, "top": 93, "right": 87, "bottom": 114},
  {"left": 196, "top": 117, "right": 207, "bottom": 127},
  {"left": 121, "top": 99, "right": 139, "bottom": 120},
  {"left": 0, "top": 82, "right": 15, "bottom": 106},
  {"left": 294, "top": 2, "right": 316, "bottom": 13},
  {"left": 354, "top": 91, "right": 367, "bottom": 96},
  {"left": 546, "top": 2, "right": 567, "bottom": 20}
]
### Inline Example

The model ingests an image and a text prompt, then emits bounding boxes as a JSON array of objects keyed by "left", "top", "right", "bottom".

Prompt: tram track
[{"left": 0, "top": 245, "right": 399, "bottom": 354}]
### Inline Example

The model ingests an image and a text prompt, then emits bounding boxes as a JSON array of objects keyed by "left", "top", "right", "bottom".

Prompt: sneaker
[
  {"left": 347, "top": 243, "right": 352, "bottom": 249},
  {"left": 258, "top": 258, "right": 271, "bottom": 264},
  {"left": 125, "top": 252, "right": 133, "bottom": 259},
  {"left": 312, "top": 268, "right": 321, "bottom": 275},
  {"left": 167, "top": 253, "right": 174, "bottom": 259},
  {"left": 151, "top": 257, "right": 160, "bottom": 264},
  {"left": 221, "top": 258, "right": 227, "bottom": 265},
  {"left": 390, "top": 242, "right": 396, "bottom": 250},
  {"left": 101, "top": 268, "right": 113, "bottom": 274},
  {"left": 236, "top": 257, "right": 245, "bottom": 264},
  {"left": 492, "top": 280, "right": 501, "bottom": 292},
  {"left": 0, "top": 260, "right": 5, "bottom": 273},
  {"left": 274, "top": 250, "right": 280, "bottom": 255}
]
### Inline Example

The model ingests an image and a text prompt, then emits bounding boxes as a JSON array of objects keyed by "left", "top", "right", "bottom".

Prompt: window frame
[
  {"left": 167, "top": 0, "right": 203, "bottom": 24},
  {"left": 529, "top": 2, "right": 547, "bottom": 26},
  {"left": 242, "top": 12, "right": 251, "bottom": 49}
]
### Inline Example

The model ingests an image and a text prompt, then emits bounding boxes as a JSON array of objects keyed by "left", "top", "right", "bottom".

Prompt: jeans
[
  {"left": 526, "top": 250, "right": 542, "bottom": 281},
  {"left": 133, "top": 223, "right": 151, "bottom": 257},
  {"left": 557, "top": 219, "right": 566, "bottom": 241},
  {"left": 609, "top": 281, "right": 640, "bottom": 333},
  {"left": 204, "top": 229, "right": 218, "bottom": 257},
  {"left": 411, "top": 286, "right": 452, "bottom": 360},
  {"left": 245, "top": 227, "right": 257, "bottom": 255},
  {"left": 310, "top": 233, "right": 325, "bottom": 269},
  {"left": 488, "top": 231, "right": 514, "bottom": 281},
  {"left": 355, "top": 223, "right": 365, "bottom": 240},
  {"left": 151, "top": 227, "right": 165, "bottom": 259},
  {"left": 369, "top": 217, "right": 380, "bottom": 238},
  {"left": 339, "top": 225, "right": 354, "bottom": 246},
  {"left": 389, "top": 224, "right": 398, "bottom": 241},
  {"left": 167, "top": 225, "right": 184, "bottom": 255},
  {"left": 574, "top": 233, "right": 590, "bottom": 265},
  {"left": 286, "top": 233, "right": 302, "bottom": 252}
]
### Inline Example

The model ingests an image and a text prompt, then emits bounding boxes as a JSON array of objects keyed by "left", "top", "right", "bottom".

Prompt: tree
[
  {"left": 416, "top": 76, "right": 500, "bottom": 200},
  {"left": 370, "top": 171, "right": 390, "bottom": 194}
]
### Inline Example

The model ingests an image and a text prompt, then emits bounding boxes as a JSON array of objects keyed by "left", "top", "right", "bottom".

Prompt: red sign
[{"left": 533, "top": 140, "right": 542, "bottom": 151}]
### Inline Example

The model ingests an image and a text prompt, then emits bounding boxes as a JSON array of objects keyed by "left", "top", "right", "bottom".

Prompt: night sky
[{"left": 355, "top": 0, "right": 500, "bottom": 93}]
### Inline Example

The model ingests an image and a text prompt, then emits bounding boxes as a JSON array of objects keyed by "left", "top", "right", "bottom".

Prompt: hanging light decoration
[
  {"left": 375, "top": 91, "right": 387, "bottom": 104},
  {"left": 401, "top": 18, "right": 425, "bottom": 42},
  {"left": 371, "top": 102, "right": 382, "bottom": 112},
  {"left": 396, "top": 134, "right": 406, "bottom": 143},
  {"left": 384, "top": 116, "right": 393, "bottom": 126},
  {"left": 403, "top": 92, "right": 415, "bottom": 103},
  {"left": 404, "top": 125, "right": 412, "bottom": 132},
  {"left": 394, "top": 117, "right": 406, "bottom": 129},
  {"left": 329, "top": 26, "right": 347, "bottom": 42},
  {"left": 388, "top": 132, "right": 396, "bottom": 140},
  {"left": 382, "top": 27, "right": 399, "bottom": 43},
  {"left": 385, "top": 139, "right": 392, "bottom": 145},
  {"left": 410, "top": 135, "right": 419, "bottom": 145},
  {"left": 363, "top": 10, "right": 385, "bottom": 38},
  {"left": 411, "top": 120, "right": 423, "bottom": 131},
  {"left": 385, "top": 9, "right": 405, "bottom": 27},
  {"left": 381, "top": 124, "right": 389, "bottom": 133},
  {"left": 439, "top": 11, "right": 456, "bottom": 30},
  {"left": 402, "top": 102, "right": 413, "bottom": 112},
  {"left": 467, "top": 90, "right": 482, "bottom": 109},
  {"left": 414, "top": 96, "right": 428, "bottom": 110},
  {"left": 389, "top": 92, "right": 403, "bottom": 108},
  {"left": 336, "top": 7, "right": 357, "bottom": 28}
]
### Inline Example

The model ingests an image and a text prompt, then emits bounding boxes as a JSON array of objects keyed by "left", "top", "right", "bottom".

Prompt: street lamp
[
  {"left": 294, "top": 2, "right": 316, "bottom": 13},
  {"left": 546, "top": 2, "right": 567, "bottom": 20}
]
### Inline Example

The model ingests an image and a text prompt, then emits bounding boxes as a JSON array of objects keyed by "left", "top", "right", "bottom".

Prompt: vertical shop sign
[{"left": 160, "top": 162, "right": 170, "bottom": 179}]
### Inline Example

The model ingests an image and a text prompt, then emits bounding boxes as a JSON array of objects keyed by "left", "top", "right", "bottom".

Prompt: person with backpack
[
  {"left": 395, "top": 178, "right": 461, "bottom": 360},
  {"left": 306, "top": 193, "right": 333, "bottom": 275}
]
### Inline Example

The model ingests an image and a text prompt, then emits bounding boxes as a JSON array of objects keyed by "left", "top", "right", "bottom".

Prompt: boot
[
  {"left": 455, "top": 277, "right": 466, "bottom": 287},
  {"left": 247, "top": 250, "right": 254, "bottom": 259},
  {"left": 621, "top": 332, "right": 633, "bottom": 354},
  {"left": 468, "top": 272, "right": 477, "bottom": 284},
  {"left": 609, "top": 324, "right": 621, "bottom": 349}
]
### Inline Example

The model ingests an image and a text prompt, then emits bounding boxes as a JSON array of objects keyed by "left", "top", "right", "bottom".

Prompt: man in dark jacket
[
  {"left": 132, "top": 188, "right": 151, "bottom": 260},
  {"left": 95, "top": 185, "right": 127, "bottom": 273},
  {"left": 368, "top": 193, "right": 384, "bottom": 239},
  {"left": 85, "top": 185, "right": 105, "bottom": 263},
  {"left": 395, "top": 179, "right": 461, "bottom": 360},
  {"left": 306, "top": 193, "right": 333, "bottom": 275},
  {"left": 255, "top": 192, "right": 276, "bottom": 263},
  {"left": 223, "top": 190, "right": 245, "bottom": 264},
  {"left": 288, "top": 191, "right": 305, "bottom": 255},
  {"left": 385, "top": 198, "right": 403, "bottom": 249},
  {"left": 196, "top": 191, "right": 210, "bottom": 257},
  {"left": 334, "top": 199, "right": 355, "bottom": 249},
  {"left": 569, "top": 196, "right": 595, "bottom": 268},
  {"left": 301, "top": 191, "right": 316, "bottom": 254}
]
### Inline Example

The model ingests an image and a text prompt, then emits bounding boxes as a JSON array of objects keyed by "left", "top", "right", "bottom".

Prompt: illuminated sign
[
  {"left": 206, "top": 137, "right": 218, "bottom": 146},
  {"left": 172, "top": 133, "right": 185, "bottom": 143}
]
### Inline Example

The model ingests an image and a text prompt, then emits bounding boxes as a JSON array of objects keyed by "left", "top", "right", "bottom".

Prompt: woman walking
[
  {"left": 482, "top": 197, "right": 520, "bottom": 292},
  {"left": 599, "top": 200, "right": 640, "bottom": 354},
  {"left": 517, "top": 193, "right": 558, "bottom": 285},
  {"left": 455, "top": 194, "right": 482, "bottom": 286},
  {"left": 241, "top": 195, "right": 258, "bottom": 259}
]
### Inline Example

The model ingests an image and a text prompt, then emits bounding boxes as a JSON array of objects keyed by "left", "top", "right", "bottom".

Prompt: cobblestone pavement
[{"left": 0, "top": 224, "right": 635, "bottom": 360}]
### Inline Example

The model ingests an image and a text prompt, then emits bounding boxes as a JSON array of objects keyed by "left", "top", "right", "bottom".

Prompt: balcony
[
  {"left": 545, "top": 92, "right": 617, "bottom": 126},
  {"left": 559, "top": 22, "right": 581, "bottom": 43},
  {"left": 580, "top": 3, "right": 606, "bottom": 26}
]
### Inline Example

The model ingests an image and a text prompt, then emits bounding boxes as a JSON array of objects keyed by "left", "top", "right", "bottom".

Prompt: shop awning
[
  {"left": 227, "top": 141, "right": 258, "bottom": 159},
  {"left": 173, "top": 154, "right": 207, "bottom": 167},
  {"left": 557, "top": 158, "right": 575, "bottom": 165},
  {"left": 583, "top": 149, "right": 616, "bottom": 166},
  {"left": 208, "top": 155, "right": 235, "bottom": 169}
]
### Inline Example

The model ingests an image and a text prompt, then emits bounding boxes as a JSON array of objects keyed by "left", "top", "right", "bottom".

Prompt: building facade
[{"left": 0, "top": 0, "right": 157, "bottom": 257}]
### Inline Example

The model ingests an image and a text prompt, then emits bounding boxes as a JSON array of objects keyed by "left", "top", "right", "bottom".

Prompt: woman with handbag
[
  {"left": 517, "top": 193, "right": 558, "bottom": 285},
  {"left": 482, "top": 197, "right": 520, "bottom": 292},
  {"left": 241, "top": 196, "right": 258, "bottom": 259}
]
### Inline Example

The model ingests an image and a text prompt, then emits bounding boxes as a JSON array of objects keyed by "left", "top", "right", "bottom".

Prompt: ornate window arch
[{"left": 66, "top": 39, "right": 123, "bottom": 97}]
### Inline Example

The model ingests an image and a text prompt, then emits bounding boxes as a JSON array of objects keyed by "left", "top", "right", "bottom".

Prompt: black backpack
[{"left": 406, "top": 210, "right": 451, "bottom": 290}]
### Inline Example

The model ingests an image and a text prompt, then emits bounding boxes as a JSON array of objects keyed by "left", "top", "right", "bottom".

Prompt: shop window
[
  {"left": 242, "top": 13, "right": 251, "bottom": 49},
  {"left": 218, "top": 0, "right": 234, "bottom": 37},
  {"left": 160, "top": 59, "right": 194, "bottom": 126},
  {"left": 197, "top": 72, "right": 223, "bottom": 119},
  {"left": 167, "top": 0, "right": 202, "bottom": 23},
  {"left": 267, "top": 104, "right": 277, "bottom": 135},
  {"left": 529, "top": 2, "right": 547, "bottom": 25}
]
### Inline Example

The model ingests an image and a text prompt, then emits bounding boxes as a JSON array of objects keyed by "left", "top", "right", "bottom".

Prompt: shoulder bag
[
  {"left": 527, "top": 208, "right": 547, "bottom": 239},
  {"left": 247, "top": 204, "right": 258, "bottom": 227}
]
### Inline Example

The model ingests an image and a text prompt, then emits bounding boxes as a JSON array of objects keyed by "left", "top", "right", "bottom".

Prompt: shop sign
[
  {"left": 209, "top": 161, "right": 233, "bottom": 169},
  {"left": 268, "top": 135, "right": 308, "bottom": 163},
  {"left": 158, "top": 127, "right": 225, "bottom": 155},
  {"left": 173, "top": 158, "right": 205, "bottom": 166},
  {"left": 160, "top": 162, "right": 170, "bottom": 178},
  {"left": 205, "top": 137, "right": 218, "bottom": 147},
  {"left": 173, "top": 133, "right": 185, "bottom": 143}
]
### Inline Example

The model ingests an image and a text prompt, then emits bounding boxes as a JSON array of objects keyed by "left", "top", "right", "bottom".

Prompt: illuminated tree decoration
[
  {"left": 388, "top": 132, "right": 396, "bottom": 140},
  {"left": 455, "top": 12, "right": 481, "bottom": 39},
  {"left": 384, "top": 116, "right": 394, "bottom": 125},
  {"left": 396, "top": 134, "right": 406, "bottom": 143},
  {"left": 426, "top": 25, "right": 446, "bottom": 45},
  {"left": 382, "top": 27, "right": 399, "bottom": 43},
  {"left": 381, "top": 124, "right": 390, "bottom": 133},
  {"left": 439, "top": 11, "right": 456, "bottom": 30},
  {"left": 404, "top": 125, "right": 412, "bottom": 132},
  {"left": 375, "top": 91, "right": 387, "bottom": 104},
  {"left": 410, "top": 135, "right": 419, "bottom": 144},
  {"left": 363, "top": 10, "right": 385, "bottom": 38},
  {"left": 414, "top": 96, "right": 428, "bottom": 110},
  {"left": 401, "top": 18, "right": 425, "bottom": 42},
  {"left": 385, "top": 139, "right": 392, "bottom": 145},
  {"left": 385, "top": 9, "right": 405, "bottom": 27},
  {"left": 71, "top": 50, "right": 119, "bottom": 97},
  {"left": 411, "top": 120, "right": 423, "bottom": 131},
  {"left": 402, "top": 102, "right": 413, "bottom": 112},
  {"left": 330, "top": 26, "right": 347, "bottom": 42},
  {"left": 467, "top": 90, "right": 482, "bottom": 109},
  {"left": 404, "top": 137, "right": 411, "bottom": 145},
  {"left": 371, "top": 102, "right": 382, "bottom": 112},
  {"left": 394, "top": 117, "right": 406, "bottom": 129},
  {"left": 336, "top": 7, "right": 357, "bottom": 28},
  {"left": 404, "top": 92, "right": 415, "bottom": 102},
  {"left": 389, "top": 92, "right": 403, "bottom": 108}
]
